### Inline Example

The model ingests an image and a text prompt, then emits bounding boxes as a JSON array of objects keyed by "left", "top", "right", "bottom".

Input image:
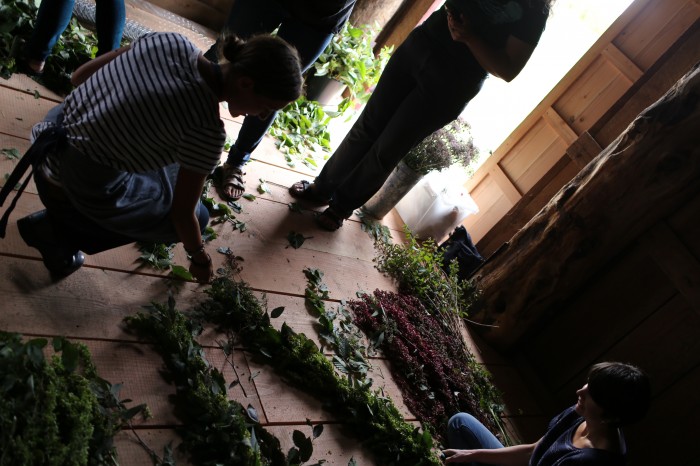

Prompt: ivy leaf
[
  {"left": 288, "top": 202, "right": 303, "bottom": 213},
  {"left": 270, "top": 306, "right": 285, "bottom": 318},
  {"left": 170, "top": 265, "right": 193, "bottom": 280},
  {"left": 257, "top": 179, "right": 271, "bottom": 194},
  {"left": 287, "top": 231, "right": 306, "bottom": 249},
  {"left": 292, "top": 430, "right": 313, "bottom": 462},
  {"left": 242, "top": 193, "right": 256, "bottom": 201},
  {"left": 217, "top": 246, "right": 233, "bottom": 255},
  {"left": 348, "top": 458, "right": 358, "bottom": 466},
  {"left": 33, "top": 90, "right": 40, "bottom": 99},
  {"left": 246, "top": 404, "right": 259, "bottom": 423},
  {"left": 2, "top": 148, "right": 21, "bottom": 159},
  {"left": 312, "top": 423, "right": 324, "bottom": 439},
  {"left": 228, "top": 200, "right": 242, "bottom": 214}
]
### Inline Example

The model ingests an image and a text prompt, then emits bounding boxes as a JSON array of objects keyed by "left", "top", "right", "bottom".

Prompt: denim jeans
[
  {"left": 313, "top": 27, "right": 486, "bottom": 217},
  {"left": 25, "top": 0, "right": 125, "bottom": 61},
  {"left": 204, "top": 0, "right": 333, "bottom": 169},
  {"left": 447, "top": 413, "right": 504, "bottom": 466}
]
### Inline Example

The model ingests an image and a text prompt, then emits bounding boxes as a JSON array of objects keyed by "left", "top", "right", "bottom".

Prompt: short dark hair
[
  {"left": 217, "top": 33, "right": 303, "bottom": 102},
  {"left": 587, "top": 362, "right": 651, "bottom": 426}
]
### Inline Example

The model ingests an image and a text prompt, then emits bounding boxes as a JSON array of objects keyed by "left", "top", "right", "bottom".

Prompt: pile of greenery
[
  {"left": 268, "top": 96, "right": 349, "bottom": 169},
  {"left": 0, "top": 0, "right": 102, "bottom": 95},
  {"left": 364, "top": 229, "right": 508, "bottom": 443},
  {"left": 350, "top": 290, "right": 503, "bottom": 442},
  {"left": 0, "top": 332, "right": 149, "bottom": 465},
  {"left": 191, "top": 277, "right": 443, "bottom": 466},
  {"left": 375, "top": 228, "right": 478, "bottom": 316},
  {"left": 312, "top": 22, "right": 393, "bottom": 104}
]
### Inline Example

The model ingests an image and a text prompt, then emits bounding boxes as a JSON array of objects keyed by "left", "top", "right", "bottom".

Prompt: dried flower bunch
[{"left": 403, "top": 118, "right": 478, "bottom": 175}]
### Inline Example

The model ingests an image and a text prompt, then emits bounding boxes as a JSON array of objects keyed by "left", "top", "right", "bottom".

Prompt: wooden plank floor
[{"left": 0, "top": 2, "right": 548, "bottom": 463}]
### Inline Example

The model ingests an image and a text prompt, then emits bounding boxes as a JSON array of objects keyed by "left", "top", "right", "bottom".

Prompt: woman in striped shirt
[{"left": 17, "top": 32, "right": 302, "bottom": 282}]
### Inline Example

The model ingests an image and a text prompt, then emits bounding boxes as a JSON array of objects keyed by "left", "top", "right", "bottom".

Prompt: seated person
[{"left": 443, "top": 361, "right": 651, "bottom": 465}]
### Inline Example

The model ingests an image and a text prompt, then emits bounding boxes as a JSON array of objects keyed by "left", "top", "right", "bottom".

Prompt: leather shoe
[{"left": 17, "top": 210, "right": 84, "bottom": 277}]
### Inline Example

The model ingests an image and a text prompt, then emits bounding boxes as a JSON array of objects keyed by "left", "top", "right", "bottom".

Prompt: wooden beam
[
  {"left": 566, "top": 131, "right": 604, "bottom": 170},
  {"left": 490, "top": 165, "right": 522, "bottom": 205},
  {"left": 639, "top": 221, "right": 700, "bottom": 315},
  {"left": 601, "top": 44, "right": 644, "bottom": 83},
  {"left": 374, "top": 0, "right": 436, "bottom": 50},
  {"left": 543, "top": 108, "right": 579, "bottom": 145},
  {"left": 469, "top": 64, "right": 700, "bottom": 350}
]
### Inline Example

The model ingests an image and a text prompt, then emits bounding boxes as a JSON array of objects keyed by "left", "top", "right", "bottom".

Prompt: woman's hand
[
  {"left": 188, "top": 251, "right": 214, "bottom": 283},
  {"left": 442, "top": 449, "right": 478, "bottom": 463},
  {"left": 446, "top": 10, "right": 474, "bottom": 44}
]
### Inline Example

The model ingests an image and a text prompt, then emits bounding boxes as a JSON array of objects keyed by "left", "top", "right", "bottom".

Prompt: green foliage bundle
[
  {"left": 403, "top": 118, "right": 478, "bottom": 175},
  {"left": 313, "top": 22, "right": 393, "bottom": 104},
  {"left": 375, "top": 227, "right": 478, "bottom": 318},
  {"left": 0, "top": 332, "right": 148, "bottom": 465},
  {"left": 268, "top": 96, "right": 344, "bottom": 169},
  {"left": 125, "top": 296, "right": 288, "bottom": 466},
  {"left": 0, "top": 0, "right": 101, "bottom": 95},
  {"left": 194, "top": 277, "right": 443, "bottom": 466}
]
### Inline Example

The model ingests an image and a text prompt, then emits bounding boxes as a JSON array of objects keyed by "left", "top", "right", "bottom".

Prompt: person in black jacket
[{"left": 289, "top": 0, "right": 554, "bottom": 231}]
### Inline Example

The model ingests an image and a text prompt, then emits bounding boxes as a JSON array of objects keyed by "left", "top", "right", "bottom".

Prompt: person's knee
[{"left": 448, "top": 412, "right": 479, "bottom": 433}]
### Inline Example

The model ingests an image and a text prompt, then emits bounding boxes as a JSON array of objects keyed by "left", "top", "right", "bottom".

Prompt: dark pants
[
  {"left": 25, "top": 0, "right": 125, "bottom": 61},
  {"left": 204, "top": 0, "right": 334, "bottom": 169},
  {"left": 314, "top": 28, "right": 486, "bottom": 217}
]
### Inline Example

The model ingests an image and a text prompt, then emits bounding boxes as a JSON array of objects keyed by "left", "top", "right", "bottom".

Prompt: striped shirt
[{"left": 61, "top": 32, "right": 225, "bottom": 175}]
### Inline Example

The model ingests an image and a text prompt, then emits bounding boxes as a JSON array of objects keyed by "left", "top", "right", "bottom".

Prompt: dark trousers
[
  {"left": 314, "top": 28, "right": 486, "bottom": 217},
  {"left": 205, "top": 0, "right": 334, "bottom": 168}
]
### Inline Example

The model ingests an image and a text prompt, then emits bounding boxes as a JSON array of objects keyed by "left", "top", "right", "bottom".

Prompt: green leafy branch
[
  {"left": 193, "top": 277, "right": 443, "bottom": 466},
  {"left": 0, "top": 332, "right": 149, "bottom": 465}
]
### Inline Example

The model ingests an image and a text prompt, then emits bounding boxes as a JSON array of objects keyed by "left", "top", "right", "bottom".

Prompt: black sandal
[
  {"left": 315, "top": 207, "right": 349, "bottom": 231},
  {"left": 212, "top": 164, "right": 245, "bottom": 201},
  {"left": 288, "top": 180, "right": 330, "bottom": 206}
]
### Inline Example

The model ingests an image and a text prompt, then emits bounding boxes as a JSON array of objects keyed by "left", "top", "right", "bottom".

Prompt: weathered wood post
[{"left": 470, "top": 63, "right": 700, "bottom": 351}]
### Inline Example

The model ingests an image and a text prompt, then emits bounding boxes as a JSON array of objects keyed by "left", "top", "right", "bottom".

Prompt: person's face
[
  {"left": 225, "top": 76, "right": 290, "bottom": 119},
  {"left": 575, "top": 383, "right": 606, "bottom": 422}
]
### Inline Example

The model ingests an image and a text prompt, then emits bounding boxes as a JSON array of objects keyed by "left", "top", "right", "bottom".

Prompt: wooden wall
[
  {"left": 513, "top": 188, "right": 700, "bottom": 465},
  {"left": 464, "top": 0, "right": 700, "bottom": 258}
]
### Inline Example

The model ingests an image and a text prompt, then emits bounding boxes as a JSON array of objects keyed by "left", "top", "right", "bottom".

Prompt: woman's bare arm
[{"left": 71, "top": 46, "right": 131, "bottom": 86}]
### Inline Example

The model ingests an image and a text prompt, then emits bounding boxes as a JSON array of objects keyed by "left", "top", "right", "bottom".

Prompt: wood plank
[
  {"left": 566, "top": 131, "right": 603, "bottom": 170},
  {"left": 601, "top": 44, "right": 644, "bottom": 83},
  {"left": 489, "top": 165, "right": 521, "bottom": 205},
  {"left": 594, "top": 19, "right": 700, "bottom": 148},
  {"left": 667, "top": 189, "right": 700, "bottom": 262},
  {"left": 474, "top": 155, "right": 579, "bottom": 258},
  {"left": 522, "top": 244, "right": 678, "bottom": 390},
  {"left": 115, "top": 428, "right": 191, "bottom": 466},
  {"left": 639, "top": 221, "right": 700, "bottom": 314},
  {"left": 543, "top": 108, "right": 579, "bottom": 145},
  {"left": 0, "top": 73, "right": 64, "bottom": 103},
  {"left": 624, "top": 362, "right": 700, "bottom": 465},
  {"left": 554, "top": 293, "right": 700, "bottom": 401},
  {"left": 266, "top": 424, "right": 374, "bottom": 466},
  {"left": 1, "top": 192, "right": 397, "bottom": 299},
  {"left": 0, "top": 85, "right": 59, "bottom": 137},
  {"left": 248, "top": 352, "right": 415, "bottom": 423}
]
